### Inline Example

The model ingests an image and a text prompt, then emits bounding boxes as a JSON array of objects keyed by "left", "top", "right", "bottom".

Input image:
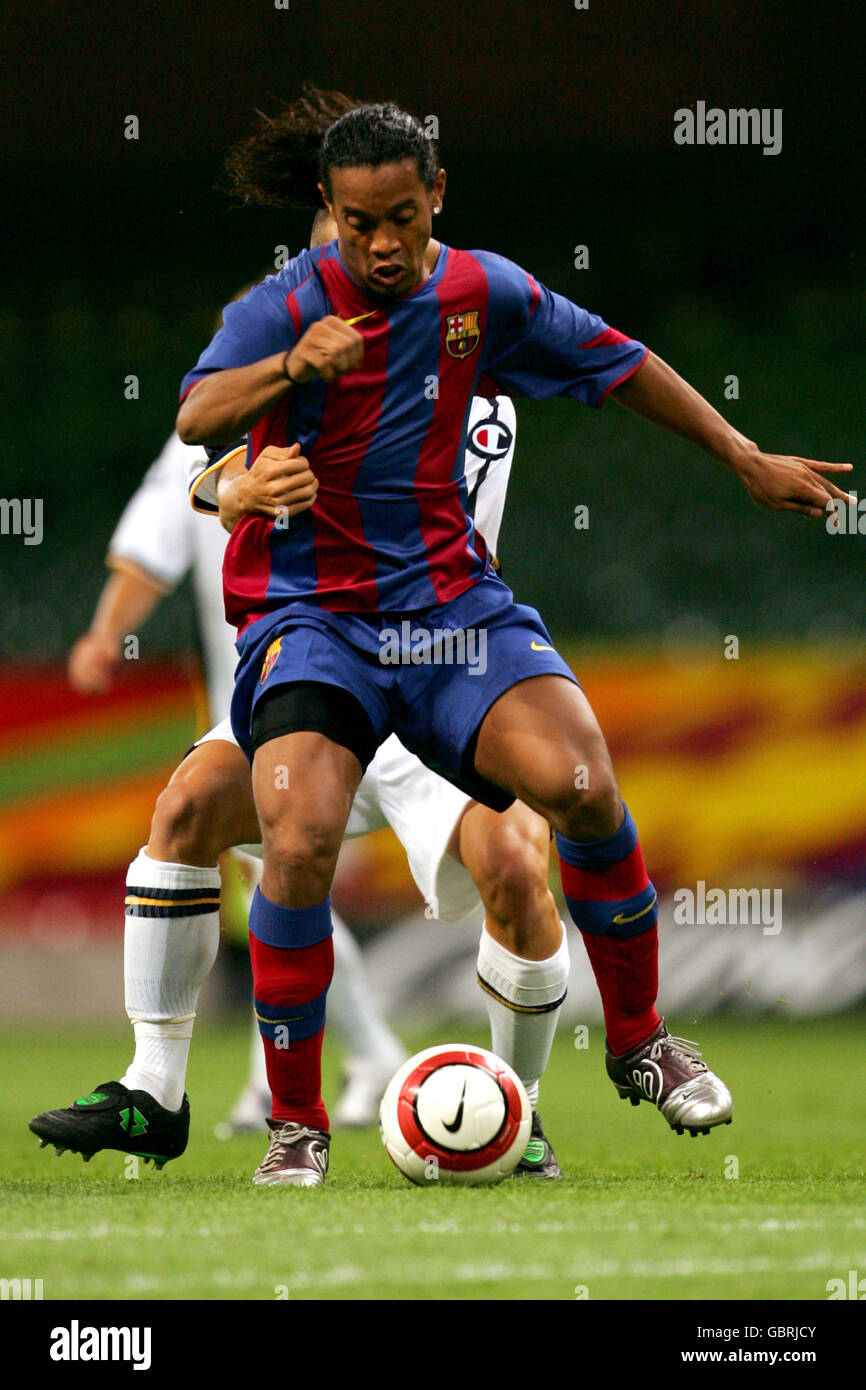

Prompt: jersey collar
[{"left": 329, "top": 239, "right": 449, "bottom": 309}]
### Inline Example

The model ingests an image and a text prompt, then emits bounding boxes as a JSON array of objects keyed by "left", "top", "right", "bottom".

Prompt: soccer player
[
  {"left": 171, "top": 99, "right": 852, "bottom": 1189},
  {"left": 30, "top": 109, "right": 571, "bottom": 1175}
]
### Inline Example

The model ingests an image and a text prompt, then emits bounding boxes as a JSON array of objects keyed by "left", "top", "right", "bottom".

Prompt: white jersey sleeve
[
  {"left": 108, "top": 433, "right": 205, "bottom": 589},
  {"left": 462, "top": 396, "right": 516, "bottom": 559},
  {"left": 187, "top": 442, "right": 248, "bottom": 515}
]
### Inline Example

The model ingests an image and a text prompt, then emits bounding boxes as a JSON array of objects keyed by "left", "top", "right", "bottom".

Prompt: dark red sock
[
  {"left": 556, "top": 809, "right": 660, "bottom": 1056},
  {"left": 250, "top": 927, "right": 333, "bottom": 1131},
  {"left": 263, "top": 1027, "right": 329, "bottom": 1129},
  {"left": 580, "top": 925, "right": 660, "bottom": 1056}
]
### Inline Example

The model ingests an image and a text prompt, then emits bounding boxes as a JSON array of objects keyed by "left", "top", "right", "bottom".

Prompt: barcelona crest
[
  {"left": 445, "top": 310, "right": 480, "bottom": 359},
  {"left": 260, "top": 636, "right": 283, "bottom": 685}
]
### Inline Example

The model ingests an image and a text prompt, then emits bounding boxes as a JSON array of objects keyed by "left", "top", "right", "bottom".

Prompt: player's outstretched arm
[
  {"left": 217, "top": 445, "right": 319, "bottom": 533},
  {"left": 68, "top": 564, "right": 165, "bottom": 694},
  {"left": 177, "top": 317, "right": 364, "bottom": 446},
  {"left": 613, "top": 350, "right": 854, "bottom": 518}
]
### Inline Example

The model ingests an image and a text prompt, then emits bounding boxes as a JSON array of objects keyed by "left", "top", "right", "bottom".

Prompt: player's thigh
[
  {"left": 473, "top": 675, "right": 619, "bottom": 817},
  {"left": 251, "top": 729, "right": 362, "bottom": 855},
  {"left": 154, "top": 735, "right": 260, "bottom": 847}
]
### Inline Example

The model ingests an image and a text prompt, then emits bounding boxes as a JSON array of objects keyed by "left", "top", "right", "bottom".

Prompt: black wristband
[{"left": 282, "top": 349, "right": 299, "bottom": 385}]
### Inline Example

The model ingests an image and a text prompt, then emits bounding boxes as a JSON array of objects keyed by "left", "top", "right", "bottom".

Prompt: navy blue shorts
[{"left": 230, "top": 572, "right": 578, "bottom": 811}]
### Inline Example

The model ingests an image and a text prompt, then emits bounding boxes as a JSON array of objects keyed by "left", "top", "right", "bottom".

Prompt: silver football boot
[
  {"left": 252, "top": 1119, "right": 330, "bottom": 1186},
  {"left": 606, "top": 1018, "right": 733, "bottom": 1136}
]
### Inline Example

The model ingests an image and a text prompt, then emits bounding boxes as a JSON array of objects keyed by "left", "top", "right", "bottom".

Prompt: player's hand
[
  {"left": 68, "top": 632, "right": 119, "bottom": 694},
  {"left": 735, "top": 447, "right": 854, "bottom": 519},
  {"left": 285, "top": 315, "right": 364, "bottom": 384},
  {"left": 236, "top": 444, "right": 319, "bottom": 520}
]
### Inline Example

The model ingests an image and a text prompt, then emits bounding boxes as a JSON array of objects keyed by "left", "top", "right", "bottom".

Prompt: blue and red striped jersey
[{"left": 180, "top": 241, "right": 647, "bottom": 629}]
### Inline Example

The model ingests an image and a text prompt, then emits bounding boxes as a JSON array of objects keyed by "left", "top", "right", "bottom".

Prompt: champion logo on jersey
[
  {"left": 468, "top": 413, "right": 514, "bottom": 461},
  {"left": 260, "top": 636, "right": 283, "bottom": 685},
  {"left": 445, "top": 310, "right": 481, "bottom": 359}
]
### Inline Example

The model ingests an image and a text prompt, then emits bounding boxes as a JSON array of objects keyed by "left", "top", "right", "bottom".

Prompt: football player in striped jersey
[
  {"left": 172, "top": 97, "right": 850, "bottom": 1187},
  {"left": 30, "top": 92, "right": 571, "bottom": 1177}
]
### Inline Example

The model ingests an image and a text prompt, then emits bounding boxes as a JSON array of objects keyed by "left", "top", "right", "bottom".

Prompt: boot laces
[
  {"left": 259, "top": 1122, "right": 316, "bottom": 1171},
  {"left": 651, "top": 1033, "right": 706, "bottom": 1072}
]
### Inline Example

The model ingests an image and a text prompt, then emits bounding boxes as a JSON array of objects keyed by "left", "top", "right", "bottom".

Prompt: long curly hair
[{"left": 223, "top": 84, "right": 361, "bottom": 211}]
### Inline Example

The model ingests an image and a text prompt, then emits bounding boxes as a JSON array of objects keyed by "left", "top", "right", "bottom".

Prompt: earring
[{"left": 433, "top": 206, "right": 441, "bottom": 214}]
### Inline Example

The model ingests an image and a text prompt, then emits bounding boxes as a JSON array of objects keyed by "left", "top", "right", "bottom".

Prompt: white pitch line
[{"left": 3, "top": 1214, "right": 863, "bottom": 1243}]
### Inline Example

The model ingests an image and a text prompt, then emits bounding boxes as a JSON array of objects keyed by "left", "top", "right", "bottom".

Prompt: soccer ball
[{"left": 379, "top": 1044, "right": 532, "bottom": 1185}]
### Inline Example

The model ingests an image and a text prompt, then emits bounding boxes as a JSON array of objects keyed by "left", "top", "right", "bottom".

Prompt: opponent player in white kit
[{"left": 67, "top": 422, "right": 410, "bottom": 1131}]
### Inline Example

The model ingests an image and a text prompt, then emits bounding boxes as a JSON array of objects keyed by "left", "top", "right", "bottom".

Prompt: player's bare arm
[
  {"left": 614, "top": 350, "right": 853, "bottom": 519},
  {"left": 217, "top": 444, "right": 319, "bottom": 533},
  {"left": 68, "top": 562, "right": 165, "bottom": 695},
  {"left": 177, "top": 316, "right": 364, "bottom": 445}
]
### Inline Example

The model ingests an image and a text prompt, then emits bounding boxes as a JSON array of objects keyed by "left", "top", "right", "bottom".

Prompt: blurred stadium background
[{"left": 2, "top": 0, "right": 865, "bottom": 1036}]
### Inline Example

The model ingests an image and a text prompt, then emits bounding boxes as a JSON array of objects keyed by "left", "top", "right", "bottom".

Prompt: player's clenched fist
[
  {"left": 285, "top": 314, "right": 364, "bottom": 384},
  {"left": 218, "top": 443, "right": 319, "bottom": 532},
  {"left": 236, "top": 444, "right": 318, "bottom": 519},
  {"left": 68, "top": 632, "right": 120, "bottom": 694}
]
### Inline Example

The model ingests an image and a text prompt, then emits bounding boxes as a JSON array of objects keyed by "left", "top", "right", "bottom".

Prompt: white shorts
[{"left": 194, "top": 719, "right": 479, "bottom": 922}]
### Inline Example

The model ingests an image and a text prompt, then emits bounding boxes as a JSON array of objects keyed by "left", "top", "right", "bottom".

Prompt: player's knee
[
  {"left": 556, "top": 766, "right": 621, "bottom": 841},
  {"left": 525, "top": 753, "right": 619, "bottom": 835},
  {"left": 149, "top": 776, "right": 228, "bottom": 865},
  {"left": 262, "top": 818, "right": 343, "bottom": 882},
  {"left": 475, "top": 821, "right": 550, "bottom": 928}
]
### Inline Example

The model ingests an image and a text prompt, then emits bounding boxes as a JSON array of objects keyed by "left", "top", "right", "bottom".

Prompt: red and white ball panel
[{"left": 379, "top": 1044, "right": 531, "bottom": 1185}]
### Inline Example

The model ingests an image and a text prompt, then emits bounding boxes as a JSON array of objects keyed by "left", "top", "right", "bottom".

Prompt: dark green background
[{"left": 3, "top": 0, "right": 864, "bottom": 658}]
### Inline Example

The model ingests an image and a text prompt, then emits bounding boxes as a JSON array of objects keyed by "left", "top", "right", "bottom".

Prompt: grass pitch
[{"left": 1, "top": 1016, "right": 864, "bottom": 1301}]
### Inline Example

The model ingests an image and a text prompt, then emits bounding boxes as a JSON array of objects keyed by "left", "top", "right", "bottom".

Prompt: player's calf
[
  {"left": 457, "top": 799, "right": 568, "bottom": 1175},
  {"left": 457, "top": 799, "right": 556, "bottom": 956}
]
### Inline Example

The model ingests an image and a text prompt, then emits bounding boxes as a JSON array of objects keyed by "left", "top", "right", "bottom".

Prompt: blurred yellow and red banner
[{"left": 3, "top": 646, "right": 866, "bottom": 934}]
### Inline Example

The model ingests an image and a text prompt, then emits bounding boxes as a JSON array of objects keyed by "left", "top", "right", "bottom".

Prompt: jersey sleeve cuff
[
  {"left": 105, "top": 552, "right": 174, "bottom": 595},
  {"left": 188, "top": 444, "right": 247, "bottom": 514},
  {"left": 596, "top": 344, "right": 650, "bottom": 407}
]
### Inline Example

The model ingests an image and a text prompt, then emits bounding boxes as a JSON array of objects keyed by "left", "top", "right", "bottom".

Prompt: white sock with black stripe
[
  {"left": 119, "top": 849, "right": 221, "bottom": 1111},
  {"left": 476, "top": 923, "right": 569, "bottom": 1107}
]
